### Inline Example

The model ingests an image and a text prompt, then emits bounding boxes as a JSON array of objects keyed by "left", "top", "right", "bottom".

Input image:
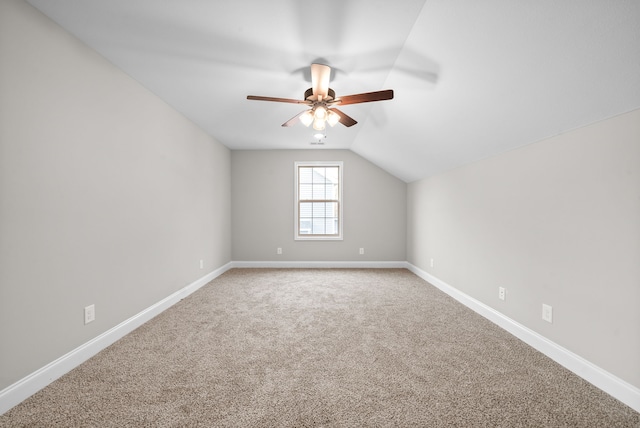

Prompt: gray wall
[
  {"left": 231, "top": 150, "right": 406, "bottom": 262},
  {"left": 0, "top": 0, "right": 231, "bottom": 391},
  {"left": 407, "top": 109, "right": 640, "bottom": 389},
  {"left": 3, "top": 0, "right": 637, "bottom": 405}
]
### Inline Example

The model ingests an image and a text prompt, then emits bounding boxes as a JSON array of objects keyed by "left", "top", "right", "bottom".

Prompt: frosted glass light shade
[
  {"left": 300, "top": 111, "right": 313, "bottom": 127},
  {"left": 327, "top": 110, "right": 340, "bottom": 127},
  {"left": 314, "top": 106, "right": 327, "bottom": 120},
  {"left": 313, "top": 118, "right": 326, "bottom": 131}
]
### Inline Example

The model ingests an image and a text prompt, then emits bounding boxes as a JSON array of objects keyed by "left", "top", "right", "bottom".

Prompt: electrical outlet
[
  {"left": 542, "top": 304, "right": 553, "bottom": 323},
  {"left": 199, "top": 259, "right": 204, "bottom": 269},
  {"left": 430, "top": 258, "right": 434, "bottom": 268},
  {"left": 498, "top": 287, "right": 506, "bottom": 301},
  {"left": 359, "top": 248, "right": 365, "bottom": 255},
  {"left": 84, "top": 304, "right": 95, "bottom": 325},
  {"left": 277, "top": 247, "right": 282, "bottom": 255}
]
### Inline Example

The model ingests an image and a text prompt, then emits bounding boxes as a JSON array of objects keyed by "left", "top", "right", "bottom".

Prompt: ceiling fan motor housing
[{"left": 305, "top": 87, "right": 335, "bottom": 102}]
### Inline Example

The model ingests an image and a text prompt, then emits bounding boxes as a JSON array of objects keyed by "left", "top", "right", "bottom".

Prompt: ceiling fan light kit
[{"left": 247, "top": 63, "right": 393, "bottom": 130}]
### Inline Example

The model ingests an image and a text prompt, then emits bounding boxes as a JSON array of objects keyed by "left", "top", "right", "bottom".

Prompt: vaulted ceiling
[{"left": 27, "top": 0, "right": 640, "bottom": 182}]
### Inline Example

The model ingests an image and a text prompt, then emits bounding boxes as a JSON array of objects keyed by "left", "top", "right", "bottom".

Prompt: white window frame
[{"left": 294, "top": 161, "right": 343, "bottom": 240}]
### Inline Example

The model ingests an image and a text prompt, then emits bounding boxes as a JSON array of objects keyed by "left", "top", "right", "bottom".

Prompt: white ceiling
[{"left": 27, "top": 0, "right": 640, "bottom": 182}]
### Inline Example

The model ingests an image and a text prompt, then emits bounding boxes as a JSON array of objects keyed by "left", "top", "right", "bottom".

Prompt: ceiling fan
[{"left": 247, "top": 63, "right": 394, "bottom": 131}]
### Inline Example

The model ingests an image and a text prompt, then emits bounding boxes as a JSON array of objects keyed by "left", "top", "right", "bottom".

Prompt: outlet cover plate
[
  {"left": 542, "top": 304, "right": 553, "bottom": 323},
  {"left": 84, "top": 304, "right": 95, "bottom": 325}
]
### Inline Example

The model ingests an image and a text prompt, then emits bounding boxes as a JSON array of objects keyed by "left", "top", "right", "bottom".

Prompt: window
[{"left": 295, "top": 161, "right": 343, "bottom": 240}]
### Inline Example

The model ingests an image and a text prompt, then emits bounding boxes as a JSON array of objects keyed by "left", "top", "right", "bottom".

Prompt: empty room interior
[{"left": 1, "top": 0, "right": 639, "bottom": 425}]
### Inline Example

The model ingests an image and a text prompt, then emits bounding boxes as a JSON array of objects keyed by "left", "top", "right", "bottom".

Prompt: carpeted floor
[{"left": 1, "top": 268, "right": 638, "bottom": 427}]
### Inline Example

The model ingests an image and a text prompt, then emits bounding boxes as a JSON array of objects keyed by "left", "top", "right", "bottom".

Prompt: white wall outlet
[
  {"left": 84, "top": 304, "right": 95, "bottom": 325},
  {"left": 359, "top": 248, "right": 365, "bottom": 255},
  {"left": 542, "top": 303, "right": 553, "bottom": 323},
  {"left": 277, "top": 247, "right": 282, "bottom": 255},
  {"left": 199, "top": 259, "right": 204, "bottom": 269},
  {"left": 498, "top": 287, "right": 506, "bottom": 301},
  {"left": 430, "top": 258, "right": 434, "bottom": 268}
]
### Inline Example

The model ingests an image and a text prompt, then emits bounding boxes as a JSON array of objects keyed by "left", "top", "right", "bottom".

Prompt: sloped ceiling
[{"left": 26, "top": 0, "right": 640, "bottom": 182}]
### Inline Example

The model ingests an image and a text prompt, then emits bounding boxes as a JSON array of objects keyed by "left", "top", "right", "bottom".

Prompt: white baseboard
[
  {"left": 406, "top": 263, "right": 640, "bottom": 413},
  {"left": 231, "top": 260, "right": 409, "bottom": 269},
  {"left": 3, "top": 262, "right": 638, "bottom": 415},
  {"left": 0, "top": 262, "right": 233, "bottom": 415}
]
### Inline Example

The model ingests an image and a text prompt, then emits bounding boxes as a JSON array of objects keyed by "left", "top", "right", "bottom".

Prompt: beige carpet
[{"left": 1, "top": 268, "right": 638, "bottom": 427}]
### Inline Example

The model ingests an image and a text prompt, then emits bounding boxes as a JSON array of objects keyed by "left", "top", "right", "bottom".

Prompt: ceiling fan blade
[
  {"left": 330, "top": 108, "right": 358, "bottom": 127},
  {"left": 334, "top": 89, "right": 394, "bottom": 106},
  {"left": 310, "top": 63, "right": 331, "bottom": 100},
  {"left": 281, "top": 110, "right": 308, "bottom": 127},
  {"left": 247, "top": 95, "right": 310, "bottom": 104}
]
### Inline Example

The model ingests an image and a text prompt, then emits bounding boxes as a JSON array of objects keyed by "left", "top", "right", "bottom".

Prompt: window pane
[
  {"left": 312, "top": 202, "right": 325, "bottom": 217},
  {"left": 300, "top": 184, "right": 312, "bottom": 199},
  {"left": 299, "top": 167, "right": 313, "bottom": 184},
  {"left": 300, "top": 219, "right": 312, "bottom": 234},
  {"left": 312, "top": 218, "right": 325, "bottom": 234},
  {"left": 327, "top": 202, "right": 338, "bottom": 216},
  {"left": 325, "top": 184, "right": 338, "bottom": 199},
  {"left": 312, "top": 184, "right": 326, "bottom": 199},
  {"left": 299, "top": 166, "right": 340, "bottom": 200},
  {"left": 324, "top": 167, "right": 339, "bottom": 184},
  {"left": 300, "top": 202, "right": 313, "bottom": 217},
  {"left": 312, "top": 167, "right": 326, "bottom": 183},
  {"left": 325, "top": 218, "right": 338, "bottom": 234}
]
